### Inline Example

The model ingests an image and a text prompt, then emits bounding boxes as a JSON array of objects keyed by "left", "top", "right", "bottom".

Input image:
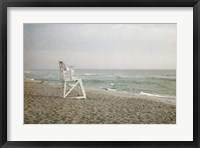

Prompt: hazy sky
[{"left": 24, "top": 24, "right": 176, "bottom": 69}]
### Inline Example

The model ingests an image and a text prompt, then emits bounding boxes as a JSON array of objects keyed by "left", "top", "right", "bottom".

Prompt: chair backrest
[{"left": 59, "top": 61, "right": 74, "bottom": 81}]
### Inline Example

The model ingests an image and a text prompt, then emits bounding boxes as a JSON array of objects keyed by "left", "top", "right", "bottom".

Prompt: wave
[
  {"left": 164, "top": 73, "right": 176, "bottom": 76},
  {"left": 107, "top": 88, "right": 116, "bottom": 92},
  {"left": 25, "top": 78, "right": 43, "bottom": 83},
  {"left": 84, "top": 73, "right": 111, "bottom": 76},
  {"left": 139, "top": 91, "right": 175, "bottom": 99},
  {"left": 87, "top": 79, "right": 104, "bottom": 83},
  {"left": 24, "top": 71, "right": 31, "bottom": 74},
  {"left": 110, "top": 83, "right": 115, "bottom": 86},
  {"left": 101, "top": 87, "right": 116, "bottom": 92},
  {"left": 149, "top": 77, "right": 176, "bottom": 81},
  {"left": 84, "top": 73, "right": 96, "bottom": 76}
]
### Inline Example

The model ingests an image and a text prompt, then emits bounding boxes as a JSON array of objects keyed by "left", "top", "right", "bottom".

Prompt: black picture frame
[{"left": 0, "top": 0, "right": 199, "bottom": 147}]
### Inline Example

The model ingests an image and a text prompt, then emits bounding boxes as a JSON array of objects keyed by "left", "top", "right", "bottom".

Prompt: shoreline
[
  {"left": 24, "top": 79, "right": 176, "bottom": 101},
  {"left": 24, "top": 81, "right": 176, "bottom": 124}
]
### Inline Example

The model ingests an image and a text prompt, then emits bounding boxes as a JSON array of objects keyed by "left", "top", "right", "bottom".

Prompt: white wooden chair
[{"left": 59, "top": 61, "right": 86, "bottom": 99}]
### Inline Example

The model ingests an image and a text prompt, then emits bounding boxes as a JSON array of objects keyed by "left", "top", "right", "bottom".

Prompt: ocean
[{"left": 24, "top": 69, "right": 176, "bottom": 99}]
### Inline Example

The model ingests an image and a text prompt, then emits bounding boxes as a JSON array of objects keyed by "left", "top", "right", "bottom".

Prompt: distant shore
[{"left": 24, "top": 80, "right": 176, "bottom": 124}]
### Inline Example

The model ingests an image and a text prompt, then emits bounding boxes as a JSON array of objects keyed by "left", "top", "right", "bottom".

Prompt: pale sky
[{"left": 24, "top": 24, "right": 176, "bottom": 69}]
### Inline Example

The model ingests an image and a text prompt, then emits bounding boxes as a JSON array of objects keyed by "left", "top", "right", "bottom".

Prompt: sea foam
[{"left": 140, "top": 91, "right": 175, "bottom": 99}]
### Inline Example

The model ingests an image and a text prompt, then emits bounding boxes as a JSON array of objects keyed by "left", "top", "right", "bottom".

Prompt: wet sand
[{"left": 24, "top": 81, "right": 176, "bottom": 124}]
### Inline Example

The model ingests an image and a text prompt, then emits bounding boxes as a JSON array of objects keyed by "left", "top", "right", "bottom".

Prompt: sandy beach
[{"left": 24, "top": 81, "right": 176, "bottom": 124}]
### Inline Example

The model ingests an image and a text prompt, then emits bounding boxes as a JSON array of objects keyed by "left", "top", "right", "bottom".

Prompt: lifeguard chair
[{"left": 59, "top": 61, "right": 86, "bottom": 99}]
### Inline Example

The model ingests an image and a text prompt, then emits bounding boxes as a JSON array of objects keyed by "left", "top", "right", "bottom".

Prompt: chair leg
[
  {"left": 63, "top": 81, "right": 67, "bottom": 98},
  {"left": 79, "top": 79, "right": 86, "bottom": 100},
  {"left": 62, "top": 79, "right": 86, "bottom": 99},
  {"left": 64, "top": 80, "right": 80, "bottom": 98},
  {"left": 66, "top": 83, "right": 79, "bottom": 94}
]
